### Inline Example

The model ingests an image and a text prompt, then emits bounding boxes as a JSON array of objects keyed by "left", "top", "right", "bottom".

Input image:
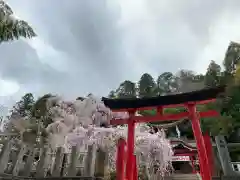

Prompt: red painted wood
[
  {"left": 157, "top": 106, "right": 164, "bottom": 115},
  {"left": 110, "top": 110, "right": 219, "bottom": 125},
  {"left": 196, "top": 99, "right": 216, "bottom": 105},
  {"left": 125, "top": 111, "right": 136, "bottom": 180},
  {"left": 116, "top": 138, "right": 126, "bottom": 180},
  {"left": 188, "top": 104, "right": 211, "bottom": 180},
  {"left": 199, "top": 110, "right": 219, "bottom": 118}
]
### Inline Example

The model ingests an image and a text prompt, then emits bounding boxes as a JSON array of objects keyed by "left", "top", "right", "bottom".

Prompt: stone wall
[
  {"left": 212, "top": 176, "right": 240, "bottom": 180},
  {"left": 0, "top": 176, "right": 103, "bottom": 180}
]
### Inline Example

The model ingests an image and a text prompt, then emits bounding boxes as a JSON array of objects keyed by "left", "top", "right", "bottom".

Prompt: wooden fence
[{"left": 0, "top": 139, "right": 109, "bottom": 179}]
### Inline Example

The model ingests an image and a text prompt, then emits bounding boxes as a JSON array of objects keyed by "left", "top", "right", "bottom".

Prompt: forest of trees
[
  {"left": 2, "top": 41, "right": 240, "bottom": 144},
  {"left": 107, "top": 41, "right": 240, "bottom": 141}
]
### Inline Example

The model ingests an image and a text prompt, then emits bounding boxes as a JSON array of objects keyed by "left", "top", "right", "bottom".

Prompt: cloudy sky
[{"left": 1, "top": 0, "right": 240, "bottom": 109}]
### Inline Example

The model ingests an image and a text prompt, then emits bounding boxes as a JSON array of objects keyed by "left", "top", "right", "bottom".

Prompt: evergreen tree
[
  {"left": 156, "top": 72, "right": 175, "bottom": 95},
  {"left": 204, "top": 60, "right": 222, "bottom": 87},
  {"left": 176, "top": 70, "right": 204, "bottom": 92},
  {"left": 11, "top": 93, "right": 35, "bottom": 118},
  {"left": 224, "top": 41, "right": 240, "bottom": 74},
  {"left": 218, "top": 63, "right": 240, "bottom": 137},
  {"left": 138, "top": 73, "right": 157, "bottom": 98},
  {"left": 108, "top": 90, "right": 116, "bottom": 98},
  {"left": 115, "top": 80, "right": 136, "bottom": 98}
]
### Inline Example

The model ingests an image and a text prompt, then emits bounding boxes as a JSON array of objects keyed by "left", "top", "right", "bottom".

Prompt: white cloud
[
  {"left": 0, "top": 79, "right": 19, "bottom": 97},
  {"left": 28, "top": 38, "right": 70, "bottom": 72}
]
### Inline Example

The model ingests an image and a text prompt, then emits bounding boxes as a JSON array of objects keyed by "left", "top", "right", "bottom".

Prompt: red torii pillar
[
  {"left": 188, "top": 103, "right": 211, "bottom": 180},
  {"left": 204, "top": 132, "right": 214, "bottom": 177},
  {"left": 116, "top": 138, "right": 126, "bottom": 180},
  {"left": 125, "top": 110, "right": 136, "bottom": 180}
]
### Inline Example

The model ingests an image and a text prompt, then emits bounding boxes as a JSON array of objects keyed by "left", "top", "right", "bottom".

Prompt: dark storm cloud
[
  {"left": 1, "top": 0, "right": 131, "bottom": 101},
  {"left": 138, "top": 0, "right": 240, "bottom": 72},
  {"left": 145, "top": 1, "right": 240, "bottom": 39},
  {"left": 0, "top": 41, "right": 66, "bottom": 84},
  {"left": 2, "top": 0, "right": 240, "bottom": 104},
  {"left": 28, "top": 0, "right": 130, "bottom": 86},
  {"left": 0, "top": 40, "right": 73, "bottom": 96}
]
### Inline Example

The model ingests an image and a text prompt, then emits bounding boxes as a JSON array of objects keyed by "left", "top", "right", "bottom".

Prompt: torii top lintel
[{"left": 102, "top": 86, "right": 225, "bottom": 111}]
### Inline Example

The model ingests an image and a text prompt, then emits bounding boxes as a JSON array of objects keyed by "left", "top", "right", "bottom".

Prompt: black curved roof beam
[{"left": 102, "top": 86, "right": 225, "bottom": 110}]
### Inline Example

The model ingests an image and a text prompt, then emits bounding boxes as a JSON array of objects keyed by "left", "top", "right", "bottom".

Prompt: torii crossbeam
[{"left": 102, "top": 86, "right": 225, "bottom": 180}]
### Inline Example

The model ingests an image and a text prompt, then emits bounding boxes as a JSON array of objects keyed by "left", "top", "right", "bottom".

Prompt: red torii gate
[{"left": 102, "top": 86, "right": 225, "bottom": 180}]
